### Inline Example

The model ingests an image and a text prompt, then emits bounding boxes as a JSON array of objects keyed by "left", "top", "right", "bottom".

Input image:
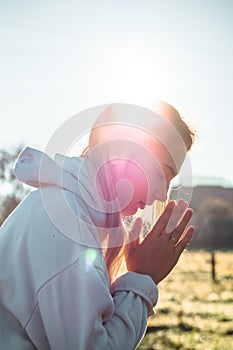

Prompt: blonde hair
[{"left": 82, "top": 102, "right": 195, "bottom": 282}]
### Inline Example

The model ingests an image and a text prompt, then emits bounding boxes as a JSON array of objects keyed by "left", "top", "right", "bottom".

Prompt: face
[
  {"left": 119, "top": 137, "right": 187, "bottom": 216},
  {"left": 89, "top": 103, "right": 189, "bottom": 217}
]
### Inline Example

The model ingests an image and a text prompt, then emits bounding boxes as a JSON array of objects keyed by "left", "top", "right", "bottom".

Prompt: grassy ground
[{"left": 138, "top": 250, "right": 233, "bottom": 350}]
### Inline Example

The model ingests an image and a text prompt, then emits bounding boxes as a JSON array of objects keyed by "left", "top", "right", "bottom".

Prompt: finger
[
  {"left": 165, "top": 199, "right": 188, "bottom": 233},
  {"left": 171, "top": 208, "right": 193, "bottom": 241},
  {"left": 175, "top": 226, "right": 195, "bottom": 256},
  {"left": 151, "top": 200, "right": 176, "bottom": 236}
]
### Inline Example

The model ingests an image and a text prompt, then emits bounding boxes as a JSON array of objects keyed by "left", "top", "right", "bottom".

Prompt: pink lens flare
[{"left": 40, "top": 103, "right": 193, "bottom": 248}]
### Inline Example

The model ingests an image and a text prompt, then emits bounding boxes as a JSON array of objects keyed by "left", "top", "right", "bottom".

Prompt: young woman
[{"left": 0, "top": 101, "right": 195, "bottom": 349}]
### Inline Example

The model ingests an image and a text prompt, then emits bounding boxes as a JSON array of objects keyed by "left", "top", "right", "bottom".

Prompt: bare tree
[{"left": 0, "top": 145, "right": 29, "bottom": 225}]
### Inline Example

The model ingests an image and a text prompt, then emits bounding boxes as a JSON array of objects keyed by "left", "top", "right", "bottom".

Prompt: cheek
[{"left": 128, "top": 165, "right": 149, "bottom": 196}]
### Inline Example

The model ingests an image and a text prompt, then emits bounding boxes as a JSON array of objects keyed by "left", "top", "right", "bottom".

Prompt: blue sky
[{"left": 1, "top": 0, "right": 233, "bottom": 186}]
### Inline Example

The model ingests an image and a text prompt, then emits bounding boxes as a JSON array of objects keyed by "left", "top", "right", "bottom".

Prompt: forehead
[{"left": 123, "top": 124, "right": 187, "bottom": 172}]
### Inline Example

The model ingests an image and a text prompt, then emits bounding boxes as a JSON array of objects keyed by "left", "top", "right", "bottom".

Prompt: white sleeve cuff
[{"left": 111, "top": 272, "right": 159, "bottom": 316}]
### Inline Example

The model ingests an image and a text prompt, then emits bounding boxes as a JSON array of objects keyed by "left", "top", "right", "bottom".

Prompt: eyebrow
[{"left": 164, "top": 164, "right": 177, "bottom": 177}]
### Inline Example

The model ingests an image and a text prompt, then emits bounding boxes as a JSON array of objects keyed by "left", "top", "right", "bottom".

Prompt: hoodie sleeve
[{"left": 35, "top": 253, "right": 158, "bottom": 350}]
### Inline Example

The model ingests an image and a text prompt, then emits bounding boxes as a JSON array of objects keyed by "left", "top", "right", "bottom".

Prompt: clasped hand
[{"left": 125, "top": 200, "right": 194, "bottom": 285}]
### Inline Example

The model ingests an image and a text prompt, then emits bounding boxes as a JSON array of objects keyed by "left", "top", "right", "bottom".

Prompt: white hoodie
[{"left": 0, "top": 147, "right": 158, "bottom": 350}]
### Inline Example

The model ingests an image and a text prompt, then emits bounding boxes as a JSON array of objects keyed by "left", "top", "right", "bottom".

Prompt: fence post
[{"left": 211, "top": 251, "right": 216, "bottom": 283}]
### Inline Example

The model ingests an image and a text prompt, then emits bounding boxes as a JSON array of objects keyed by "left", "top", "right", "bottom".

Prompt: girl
[{"left": 0, "top": 101, "right": 195, "bottom": 349}]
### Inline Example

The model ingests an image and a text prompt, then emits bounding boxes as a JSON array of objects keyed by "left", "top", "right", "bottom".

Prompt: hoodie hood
[
  {"left": 15, "top": 147, "right": 134, "bottom": 248},
  {"left": 15, "top": 147, "right": 126, "bottom": 248},
  {"left": 15, "top": 147, "right": 107, "bottom": 216},
  {"left": 15, "top": 147, "right": 84, "bottom": 194}
]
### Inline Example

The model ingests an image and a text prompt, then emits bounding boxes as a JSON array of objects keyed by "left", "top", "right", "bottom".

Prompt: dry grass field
[{"left": 138, "top": 250, "right": 233, "bottom": 350}]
